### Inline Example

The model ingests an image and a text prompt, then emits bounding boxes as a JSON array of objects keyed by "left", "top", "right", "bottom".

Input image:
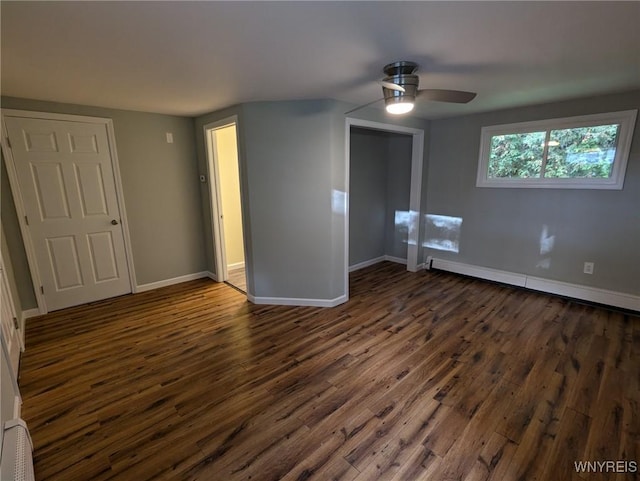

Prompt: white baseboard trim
[
  {"left": 22, "top": 308, "right": 40, "bottom": 320},
  {"left": 227, "top": 262, "right": 245, "bottom": 270},
  {"left": 431, "top": 259, "right": 527, "bottom": 287},
  {"left": 136, "top": 271, "right": 212, "bottom": 293},
  {"left": 246, "top": 293, "right": 348, "bottom": 308},
  {"left": 349, "top": 255, "right": 407, "bottom": 272},
  {"left": 349, "top": 256, "right": 385, "bottom": 272},
  {"left": 385, "top": 255, "right": 408, "bottom": 265},
  {"left": 206, "top": 271, "right": 218, "bottom": 282},
  {"left": 430, "top": 258, "right": 640, "bottom": 312},
  {"left": 525, "top": 276, "right": 640, "bottom": 312}
]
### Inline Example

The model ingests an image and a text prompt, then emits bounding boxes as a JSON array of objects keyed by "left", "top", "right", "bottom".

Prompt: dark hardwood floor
[{"left": 18, "top": 262, "right": 640, "bottom": 480}]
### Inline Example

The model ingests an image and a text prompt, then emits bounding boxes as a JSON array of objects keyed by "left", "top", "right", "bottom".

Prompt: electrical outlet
[{"left": 583, "top": 262, "right": 594, "bottom": 274}]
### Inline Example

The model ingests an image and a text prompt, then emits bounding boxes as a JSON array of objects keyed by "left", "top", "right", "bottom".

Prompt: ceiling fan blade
[
  {"left": 380, "top": 81, "right": 406, "bottom": 93},
  {"left": 344, "top": 98, "right": 384, "bottom": 115},
  {"left": 417, "top": 89, "right": 477, "bottom": 103}
]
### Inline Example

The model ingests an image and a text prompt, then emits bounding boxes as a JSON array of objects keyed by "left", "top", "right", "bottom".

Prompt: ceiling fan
[{"left": 347, "top": 60, "right": 477, "bottom": 115}]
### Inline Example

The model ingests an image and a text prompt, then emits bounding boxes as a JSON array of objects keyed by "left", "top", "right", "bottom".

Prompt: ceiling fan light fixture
[{"left": 385, "top": 96, "right": 415, "bottom": 115}]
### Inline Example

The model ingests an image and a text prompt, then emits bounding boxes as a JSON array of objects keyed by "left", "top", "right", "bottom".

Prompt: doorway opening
[
  {"left": 344, "top": 118, "right": 424, "bottom": 298},
  {"left": 349, "top": 126, "right": 413, "bottom": 270},
  {"left": 204, "top": 118, "right": 247, "bottom": 293}
]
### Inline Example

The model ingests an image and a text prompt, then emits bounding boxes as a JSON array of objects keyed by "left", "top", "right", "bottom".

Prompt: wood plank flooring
[
  {"left": 226, "top": 267, "right": 247, "bottom": 292},
  {"left": 18, "top": 262, "right": 640, "bottom": 480}
]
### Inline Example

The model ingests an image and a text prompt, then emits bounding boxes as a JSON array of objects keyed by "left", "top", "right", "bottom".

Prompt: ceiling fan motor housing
[
  {"left": 383, "top": 61, "right": 419, "bottom": 76},
  {"left": 382, "top": 61, "right": 419, "bottom": 102},
  {"left": 382, "top": 74, "right": 419, "bottom": 100}
]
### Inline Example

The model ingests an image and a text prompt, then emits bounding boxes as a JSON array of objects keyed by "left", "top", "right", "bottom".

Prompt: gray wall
[
  {"left": 349, "top": 128, "right": 388, "bottom": 265},
  {"left": 349, "top": 128, "right": 412, "bottom": 266},
  {"left": 241, "top": 101, "right": 336, "bottom": 300},
  {"left": 425, "top": 89, "right": 640, "bottom": 295},
  {"left": 1, "top": 97, "right": 206, "bottom": 308}
]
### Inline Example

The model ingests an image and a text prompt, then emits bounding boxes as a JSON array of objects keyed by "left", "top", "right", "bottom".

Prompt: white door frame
[
  {"left": 0, "top": 330, "right": 22, "bottom": 420},
  {"left": 1, "top": 251, "right": 22, "bottom": 378},
  {"left": 344, "top": 118, "right": 425, "bottom": 294},
  {"left": 1, "top": 109, "right": 137, "bottom": 314},
  {"left": 203, "top": 116, "right": 246, "bottom": 284}
]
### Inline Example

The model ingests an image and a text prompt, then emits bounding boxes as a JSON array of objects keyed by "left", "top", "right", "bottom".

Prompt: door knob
[{"left": 111, "top": 219, "right": 119, "bottom": 225}]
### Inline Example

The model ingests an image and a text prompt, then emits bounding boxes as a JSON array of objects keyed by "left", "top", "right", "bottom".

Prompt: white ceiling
[{"left": 2, "top": 1, "right": 639, "bottom": 119}]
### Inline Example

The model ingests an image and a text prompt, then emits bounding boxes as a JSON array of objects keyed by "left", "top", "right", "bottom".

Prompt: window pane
[
  {"left": 544, "top": 124, "right": 619, "bottom": 179},
  {"left": 488, "top": 132, "right": 545, "bottom": 178}
]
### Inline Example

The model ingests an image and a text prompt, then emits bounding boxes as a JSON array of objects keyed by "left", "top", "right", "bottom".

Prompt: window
[{"left": 476, "top": 110, "right": 637, "bottom": 189}]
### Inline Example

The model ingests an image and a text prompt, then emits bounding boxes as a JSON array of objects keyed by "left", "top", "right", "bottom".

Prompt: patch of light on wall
[
  {"left": 395, "top": 210, "right": 411, "bottom": 227},
  {"left": 408, "top": 210, "right": 419, "bottom": 246},
  {"left": 424, "top": 214, "right": 463, "bottom": 253},
  {"left": 537, "top": 258, "right": 551, "bottom": 269},
  {"left": 536, "top": 224, "right": 555, "bottom": 269},
  {"left": 332, "top": 190, "right": 347, "bottom": 215},
  {"left": 394, "top": 210, "right": 410, "bottom": 245},
  {"left": 393, "top": 210, "right": 419, "bottom": 246}
]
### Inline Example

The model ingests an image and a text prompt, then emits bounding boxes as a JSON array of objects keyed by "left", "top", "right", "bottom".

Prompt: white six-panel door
[{"left": 4, "top": 116, "right": 131, "bottom": 312}]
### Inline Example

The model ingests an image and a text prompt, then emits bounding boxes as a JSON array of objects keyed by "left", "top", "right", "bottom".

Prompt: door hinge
[
  {"left": 24, "top": 215, "right": 29, "bottom": 226},
  {"left": 13, "top": 317, "right": 19, "bottom": 330},
  {"left": 40, "top": 285, "right": 44, "bottom": 294}
]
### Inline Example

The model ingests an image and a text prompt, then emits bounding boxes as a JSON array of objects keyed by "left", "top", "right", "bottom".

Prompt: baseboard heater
[
  {"left": 1, "top": 419, "right": 35, "bottom": 481},
  {"left": 426, "top": 257, "right": 640, "bottom": 312}
]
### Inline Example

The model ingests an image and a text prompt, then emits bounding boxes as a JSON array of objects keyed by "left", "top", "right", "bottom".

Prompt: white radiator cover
[
  {"left": 428, "top": 257, "right": 640, "bottom": 311},
  {"left": 1, "top": 419, "right": 34, "bottom": 481}
]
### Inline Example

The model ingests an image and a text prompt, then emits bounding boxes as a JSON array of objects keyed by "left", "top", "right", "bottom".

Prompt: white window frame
[{"left": 476, "top": 109, "right": 637, "bottom": 189}]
